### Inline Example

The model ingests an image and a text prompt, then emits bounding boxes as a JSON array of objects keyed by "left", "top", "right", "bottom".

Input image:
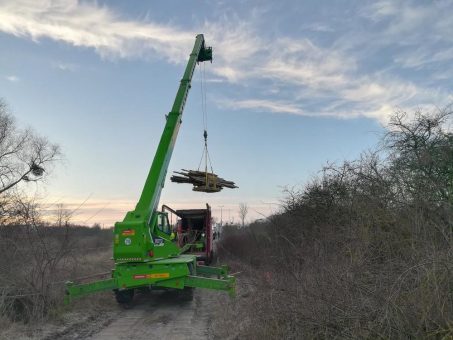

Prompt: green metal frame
[{"left": 65, "top": 34, "right": 235, "bottom": 303}]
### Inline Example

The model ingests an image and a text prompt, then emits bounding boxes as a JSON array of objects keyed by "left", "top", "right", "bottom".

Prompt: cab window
[{"left": 157, "top": 213, "right": 171, "bottom": 235}]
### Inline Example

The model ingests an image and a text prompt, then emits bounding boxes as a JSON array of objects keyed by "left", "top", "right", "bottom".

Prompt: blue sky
[{"left": 0, "top": 0, "right": 452, "bottom": 225}]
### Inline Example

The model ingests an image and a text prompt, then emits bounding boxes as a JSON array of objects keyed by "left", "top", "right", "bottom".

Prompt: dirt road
[
  {"left": 46, "top": 289, "right": 221, "bottom": 340},
  {"left": 89, "top": 290, "right": 213, "bottom": 340}
]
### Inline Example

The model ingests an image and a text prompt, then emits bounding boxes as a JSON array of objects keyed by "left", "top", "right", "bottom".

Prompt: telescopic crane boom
[{"left": 133, "top": 34, "right": 212, "bottom": 225}]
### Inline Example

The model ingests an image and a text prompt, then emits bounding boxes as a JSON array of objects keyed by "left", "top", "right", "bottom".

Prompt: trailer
[{"left": 163, "top": 204, "right": 214, "bottom": 265}]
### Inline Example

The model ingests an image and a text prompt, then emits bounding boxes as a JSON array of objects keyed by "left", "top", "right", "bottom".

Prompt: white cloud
[
  {"left": 218, "top": 34, "right": 438, "bottom": 123},
  {"left": 262, "top": 38, "right": 354, "bottom": 90},
  {"left": 204, "top": 19, "right": 263, "bottom": 82},
  {"left": 360, "top": 0, "right": 398, "bottom": 22},
  {"left": 361, "top": 1, "right": 453, "bottom": 68},
  {"left": 304, "top": 23, "right": 335, "bottom": 33},
  {"left": 222, "top": 99, "right": 305, "bottom": 116},
  {"left": 0, "top": 0, "right": 451, "bottom": 124},
  {"left": 341, "top": 77, "right": 419, "bottom": 105},
  {"left": 5, "top": 75, "right": 19, "bottom": 82},
  {"left": 0, "top": 0, "right": 194, "bottom": 63},
  {"left": 53, "top": 61, "right": 77, "bottom": 71},
  {"left": 0, "top": 1, "right": 262, "bottom": 81}
]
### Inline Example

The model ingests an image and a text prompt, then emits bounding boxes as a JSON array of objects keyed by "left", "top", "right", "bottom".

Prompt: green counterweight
[{"left": 65, "top": 34, "right": 235, "bottom": 304}]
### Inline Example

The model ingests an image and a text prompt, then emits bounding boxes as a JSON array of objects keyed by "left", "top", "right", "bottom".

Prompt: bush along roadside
[{"left": 217, "top": 107, "right": 453, "bottom": 339}]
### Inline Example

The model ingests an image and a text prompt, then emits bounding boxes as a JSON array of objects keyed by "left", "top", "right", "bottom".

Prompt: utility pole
[{"left": 218, "top": 205, "right": 224, "bottom": 227}]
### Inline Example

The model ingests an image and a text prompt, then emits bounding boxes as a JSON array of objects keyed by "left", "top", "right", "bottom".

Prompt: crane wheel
[
  {"left": 206, "top": 250, "right": 215, "bottom": 265},
  {"left": 179, "top": 287, "right": 194, "bottom": 302},
  {"left": 114, "top": 289, "right": 134, "bottom": 305}
]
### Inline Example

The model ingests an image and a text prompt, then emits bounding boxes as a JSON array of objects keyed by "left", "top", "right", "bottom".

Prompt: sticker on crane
[
  {"left": 133, "top": 273, "right": 170, "bottom": 279},
  {"left": 122, "top": 229, "right": 135, "bottom": 236}
]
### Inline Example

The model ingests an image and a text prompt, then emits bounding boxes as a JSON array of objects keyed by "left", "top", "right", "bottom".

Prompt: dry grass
[
  {"left": 0, "top": 223, "right": 113, "bottom": 334},
  {"left": 215, "top": 204, "right": 453, "bottom": 339}
]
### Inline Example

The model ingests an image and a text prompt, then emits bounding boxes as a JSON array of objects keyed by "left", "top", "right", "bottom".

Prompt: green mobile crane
[{"left": 65, "top": 34, "right": 235, "bottom": 304}]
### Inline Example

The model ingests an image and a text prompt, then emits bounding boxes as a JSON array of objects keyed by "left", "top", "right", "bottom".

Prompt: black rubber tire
[
  {"left": 208, "top": 250, "right": 215, "bottom": 265},
  {"left": 114, "top": 289, "right": 134, "bottom": 304},
  {"left": 179, "top": 287, "right": 194, "bottom": 302}
]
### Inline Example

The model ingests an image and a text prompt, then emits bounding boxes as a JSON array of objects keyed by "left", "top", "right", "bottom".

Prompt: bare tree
[
  {"left": 0, "top": 99, "right": 61, "bottom": 196},
  {"left": 238, "top": 203, "right": 248, "bottom": 227},
  {"left": 54, "top": 203, "right": 72, "bottom": 227},
  {"left": 0, "top": 100, "right": 70, "bottom": 321}
]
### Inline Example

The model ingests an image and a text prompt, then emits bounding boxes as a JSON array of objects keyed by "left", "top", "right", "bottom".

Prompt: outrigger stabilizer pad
[{"left": 170, "top": 169, "right": 238, "bottom": 193}]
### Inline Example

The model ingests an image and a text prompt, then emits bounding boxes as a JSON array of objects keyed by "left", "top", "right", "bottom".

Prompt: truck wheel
[
  {"left": 114, "top": 289, "right": 134, "bottom": 304},
  {"left": 206, "top": 250, "right": 215, "bottom": 266},
  {"left": 179, "top": 287, "right": 194, "bottom": 301},
  {"left": 210, "top": 250, "right": 216, "bottom": 264}
]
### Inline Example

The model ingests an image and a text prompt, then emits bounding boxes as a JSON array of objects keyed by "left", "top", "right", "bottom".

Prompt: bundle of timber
[{"left": 170, "top": 169, "right": 238, "bottom": 193}]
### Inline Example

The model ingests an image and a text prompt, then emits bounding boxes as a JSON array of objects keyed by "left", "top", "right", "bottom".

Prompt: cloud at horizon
[{"left": 39, "top": 197, "right": 275, "bottom": 226}]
